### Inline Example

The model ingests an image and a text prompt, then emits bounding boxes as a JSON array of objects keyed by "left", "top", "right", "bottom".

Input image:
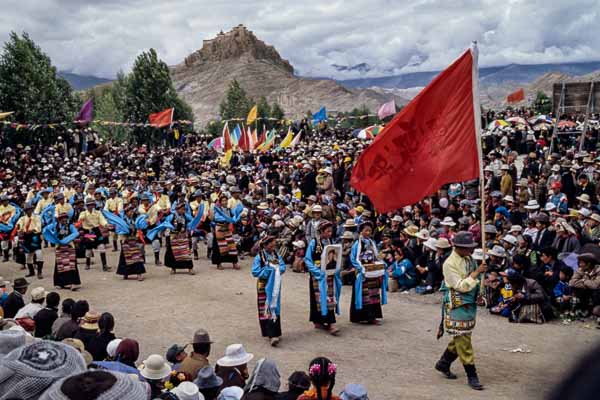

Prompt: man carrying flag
[{"left": 350, "top": 44, "right": 486, "bottom": 390}]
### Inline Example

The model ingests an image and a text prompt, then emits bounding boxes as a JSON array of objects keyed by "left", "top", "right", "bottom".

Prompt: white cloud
[{"left": 0, "top": 0, "right": 598, "bottom": 79}]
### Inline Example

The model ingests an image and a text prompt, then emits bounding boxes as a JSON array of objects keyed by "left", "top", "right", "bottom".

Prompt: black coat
[
  {"left": 88, "top": 331, "right": 117, "bottom": 361},
  {"left": 3, "top": 291, "right": 25, "bottom": 319},
  {"left": 33, "top": 307, "right": 58, "bottom": 338},
  {"left": 533, "top": 228, "right": 555, "bottom": 251},
  {"left": 301, "top": 172, "right": 317, "bottom": 197}
]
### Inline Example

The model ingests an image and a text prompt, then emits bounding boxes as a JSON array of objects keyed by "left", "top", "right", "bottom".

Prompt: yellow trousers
[{"left": 447, "top": 334, "right": 474, "bottom": 365}]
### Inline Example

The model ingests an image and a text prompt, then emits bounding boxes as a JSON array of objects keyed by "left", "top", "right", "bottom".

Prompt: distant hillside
[
  {"left": 338, "top": 61, "right": 600, "bottom": 89},
  {"left": 58, "top": 72, "right": 112, "bottom": 90}
]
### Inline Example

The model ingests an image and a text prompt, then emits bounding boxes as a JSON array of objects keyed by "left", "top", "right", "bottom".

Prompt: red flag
[
  {"left": 506, "top": 88, "right": 525, "bottom": 104},
  {"left": 239, "top": 125, "right": 249, "bottom": 152},
  {"left": 351, "top": 47, "right": 481, "bottom": 212},
  {"left": 223, "top": 123, "right": 232, "bottom": 151},
  {"left": 256, "top": 124, "right": 267, "bottom": 147},
  {"left": 149, "top": 108, "right": 174, "bottom": 127}
]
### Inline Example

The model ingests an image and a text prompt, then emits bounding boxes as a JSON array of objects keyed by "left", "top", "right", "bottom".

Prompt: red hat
[{"left": 551, "top": 181, "right": 562, "bottom": 190}]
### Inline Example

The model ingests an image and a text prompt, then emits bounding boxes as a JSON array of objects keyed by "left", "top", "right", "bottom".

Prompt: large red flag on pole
[
  {"left": 149, "top": 108, "right": 174, "bottom": 127},
  {"left": 506, "top": 88, "right": 525, "bottom": 104},
  {"left": 351, "top": 44, "right": 482, "bottom": 212}
]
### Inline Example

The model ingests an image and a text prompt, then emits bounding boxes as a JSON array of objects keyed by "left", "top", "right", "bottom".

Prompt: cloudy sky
[{"left": 1, "top": 0, "right": 598, "bottom": 79}]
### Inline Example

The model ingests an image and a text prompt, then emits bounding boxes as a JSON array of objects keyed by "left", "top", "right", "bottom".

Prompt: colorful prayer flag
[
  {"left": 312, "top": 107, "right": 327, "bottom": 123},
  {"left": 507, "top": 88, "right": 525, "bottom": 104},
  {"left": 149, "top": 107, "right": 174, "bottom": 127},
  {"left": 76, "top": 99, "right": 94, "bottom": 123},
  {"left": 247, "top": 105, "right": 258, "bottom": 125},
  {"left": 377, "top": 100, "right": 396, "bottom": 120},
  {"left": 278, "top": 127, "right": 294, "bottom": 149}
]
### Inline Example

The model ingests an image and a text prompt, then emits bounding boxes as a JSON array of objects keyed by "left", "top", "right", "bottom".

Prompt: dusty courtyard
[{"left": 2, "top": 247, "right": 598, "bottom": 400}]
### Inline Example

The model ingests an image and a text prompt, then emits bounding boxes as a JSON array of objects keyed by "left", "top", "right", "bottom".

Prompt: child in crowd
[{"left": 553, "top": 266, "right": 574, "bottom": 318}]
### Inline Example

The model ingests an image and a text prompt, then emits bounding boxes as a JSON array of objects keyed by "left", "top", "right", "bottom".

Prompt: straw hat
[
  {"left": 403, "top": 225, "right": 418, "bottom": 237},
  {"left": 139, "top": 354, "right": 172, "bottom": 381},
  {"left": 217, "top": 344, "right": 254, "bottom": 367},
  {"left": 80, "top": 311, "right": 100, "bottom": 331},
  {"left": 62, "top": 338, "right": 93, "bottom": 365},
  {"left": 343, "top": 219, "right": 357, "bottom": 228},
  {"left": 589, "top": 213, "right": 600, "bottom": 223},
  {"left": 435, "top": 238, "right": 451, "bottom": 249},
  {"left": 341, "top": 231, "right": 355, "bottom": 240}
]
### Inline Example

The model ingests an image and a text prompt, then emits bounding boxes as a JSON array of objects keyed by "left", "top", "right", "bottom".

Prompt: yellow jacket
[
  {"left": 55, "top": 203, "right": 73, "bottom": 218},
  {"left": 104, "top": 198, "right": 124, "bottom": 213},
  {"left": 0, "top": 203, "right": 16, "bottom": 223},
  {"left": 17, "top": 215, "right": 42, "bottom": 233},
  {"left": 138, "top": 204, "right": 160, "bottom": 225},
  {"left": 78, "top": 210, "right": 107, "bottom": 230},
  {"left": 34, "top": 198, "right": 53, "bottom": 215},
  {"left": 442, "top": 250, "right": 478, "bottom": 294}
]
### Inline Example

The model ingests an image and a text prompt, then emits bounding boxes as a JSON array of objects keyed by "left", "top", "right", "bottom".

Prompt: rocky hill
[{"left": 170, "top": 25, "right": 406, "bottom": 124}]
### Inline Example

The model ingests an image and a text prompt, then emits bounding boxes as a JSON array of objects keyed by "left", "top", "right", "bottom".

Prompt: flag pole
[{"left": 471, "top": 42, "right": 486, "bottom": 260}]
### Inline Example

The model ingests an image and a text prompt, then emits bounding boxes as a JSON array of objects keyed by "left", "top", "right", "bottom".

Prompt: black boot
[
  {"left": 100, "top": 253, "right": 110, "bottom": 271},
  {"left": 464, "top": 364, "right": 483, "bottom": 390},
  {"left": 36, "top": 262, "right": 44, "bottom": 279},
  {"left": 154, "top": 252, "right": 161, "bottom": 265},
  {"left": 85, "top": 257, "right": 91, "bottom": 270},
  {"left": 2, "top": 249, "right": 9, "bottom": 262},
  {"left": 193, "top": 249, "right": 199, "bottom": 260},
  {"left": 26, "top": 264, "right": 36, "bottom": 277},
  {"left": 435, "top": 349, "right": 458, "bottom": 379},
  {"left": 112, "top": 240, "right": 118, "bottom": 252}
]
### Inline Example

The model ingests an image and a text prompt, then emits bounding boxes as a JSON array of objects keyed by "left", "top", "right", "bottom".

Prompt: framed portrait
[{"left": 321, "top": 244, "right": 342, "bottom": 276}]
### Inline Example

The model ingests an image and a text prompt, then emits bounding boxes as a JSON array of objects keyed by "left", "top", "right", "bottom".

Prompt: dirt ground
[{"left": 2, "top": 246, "right": 598, "bottom": 400}]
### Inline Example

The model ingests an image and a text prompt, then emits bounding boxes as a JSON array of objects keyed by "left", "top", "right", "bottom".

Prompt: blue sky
[{"left": 1, "top": 0, "right": 598, "bottom": 79}]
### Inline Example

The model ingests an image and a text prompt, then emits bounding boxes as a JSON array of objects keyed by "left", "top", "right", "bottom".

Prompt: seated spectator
[
  {"left": 139, "top": 354, "right": 172, "bottom": 397},
  {"left": 553, "top": 266, "right": 574, "bottom": 317},
  {"left": 503, "top": 268, "right": 554, "bottom": 323},
  {"left": 242, "top": 358, "right": 281, "bottom": 400},
  {"left": 389, "top": 247, "right": 417, "bottom": 292},
  {"left": 540, "top": 247, "right": 564, "bottom": 295},
  {"left": 51, "top": 298, "right": 75, "bottom": 337},
  {"left": 62, "top": 337, "right": 93, "bottom": 366},
  {"left": 276, "top": 371, "right": 311, "bottom": 400},
  {"left": 297, "top": 357, "right": 340, "bottom": 400},
  {"left": 95, "top": 338, "right": 142, "bottom": 379},
  {"left": 166, "top": 343, "right": 188, "bottom": 371},
  {"left": 172, "top": 381, "right": 205, "bottom": 400},
  {"left": 34, "top": 291, "right": 60, "bottom": 338},
  {"left": 0, "top": 340, "right": 86, "bottom": 399},
  {"left": 195, "top": 366, "right": 224, "bottom": 400},
  {"left": 88, "top": 312, "right": 116, "bottom": 361},
  {"left": 569, "top": 252, "right": 600, "bottom": 318},
  {"left": 216, "top": 344, "right": 254, "bottom": 391},
  {"left": 56, "top": 299, "right": 89, "bottom": 340},
  {"left": 179, "top": 329, "right": 212, "bottom": 379},
  {"left": 219, "top": 386, "right": 245, "bottom": 400},
  {"left": 3, "top": 278, "right": 29, "bottom": 319},
  {"left": 40, "top": 370, "right": 149, "bottom": 400},
  {"left": 14, "top": 286, "right": 46, "bottom": 320},
  {"left": 75, "top": 310, "right": 100, "bottom": 350}
]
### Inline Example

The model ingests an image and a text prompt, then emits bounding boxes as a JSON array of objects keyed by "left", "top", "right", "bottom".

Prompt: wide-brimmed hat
[
  {"left": 423, "top": 237, "right": 438, "bottom": 251},
  {"left": 416, "top": 229, "right": 430, "bottom": 240},
  {"left": 312, "top": 205, "right": 323, "bottom": 213},
  {"left": 341, "top": 231, "right": 355, "bottom": 240},
  {"left": 12, "top": 278, "right": 29, "bottom": 290},
  {"left": 217, "top": 386, "right": 244, "bottom": 400},
  {"left": 256, "top": 202, "right": 269, "bottom": 210},
  {"left": 402, "top": 225, "right": 418, "bottom": 237},
  {"left": 391, "top": 215, "right": 403, "bottom": 223},
  {"left": 192, "top": 329, "right": 212, "bottom": 345},
  {"left": 440, "top": 217, "right": 456, "bottom": 227},
  {"left": 30, "top": 287, "right": 47, "bottom": 301},
  {"left": 62, "top": 338, "right": 93, "bottom": 365},
  {"left": 172, "top": 381, "right": 205, "bottom": 400},
  {"left": 577, "top": 252, "right": 599, "bottom": 264},
  {"left": 471, "top": 249, "right": 489, "bottom": 261},
  {"left": 340, "top": 383, "right": 368, "bottom": 400},
  {"left": 488, "top": 245, "right": 507, "bottom": 258},
  {"left": 502, "top": 235, "right": 518, "bottom": 246},
  {"left": 503, "top": 195, "right": 514, "bottom": 203},
  {"left": 80, "top": 310, "right": 100, "bottom": 331},
  {"left": 194, "top": 366, "right": 223, "bottom": 389},
  {"left": 292, "top": 240, "right": 306, "bottom": 248},
  {"left": 343, "top": 219, "right": 357, "bottom": 228},
  {"left": 509, "top": 225, "right": 522, "bottom": 233},
  {"left": 217, "top": 344, "right": 254, "bottom": 367},
  {"left": 435, "top": 238, "right": 451, "bottom": 249},
  {"left": 576, "top": 193, "right": 591, "bottom": 204},
  {"left": 589, "top": 213, "right": 600, "bottom": 223},
  {"left": 524, "top": 200, "right": 540, "bottom": 210},
  {"left": 139, "top": 354, "right": 172, "bottom": 380},
  {"left": 452, "top": 231, "right": 477, "bottom": 248}
]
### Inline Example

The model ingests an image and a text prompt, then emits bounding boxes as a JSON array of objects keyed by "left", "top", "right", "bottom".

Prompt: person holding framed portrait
[
  {"left": 350, "top": 221, "right": 388, "bottom": 324},
  {"left": 304, "top": 220, "right": 342, "bottom": 335}
]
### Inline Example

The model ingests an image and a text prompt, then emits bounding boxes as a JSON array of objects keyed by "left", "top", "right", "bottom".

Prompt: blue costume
[
  {"left": 252, "top": 249, "right": 286, "bottom": 338},
  {"left": 350, "top": 236, "right": 387, "bottom": 323}
]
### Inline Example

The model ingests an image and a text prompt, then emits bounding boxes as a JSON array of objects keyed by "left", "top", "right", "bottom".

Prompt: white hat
[
  {"left": 435, "top": 238, "right": 452, "bottom": 249},
  {"left": 578, "top": 208, "right": 592, "bottom": 217},
  {"left": 509, "top": 225, "right": 523, "bottom": 233},
  {"left": 488, "top": 245, "right": 507, "bottom": 258},
  {"left": 503, "top": 195, "right": 514, "bottom": 203},
  {"left": 312, "top": 205, "right": 322, "bottom": 213},
  {"left": 440, "top": 217, "right": 456, "bottom": 227},
  {"left": 544, "top": 202, "right": 557, "bottom": 212},
  {"left": 502, "top": 235, "right": 518, "bottom": 246},
  {"left": 217, "top": 344, "right": 254, "bottom": 367},
  {"left": 172, "top": 381, "right": 205, "bottom": 400},
  {"left": 139, "top": 354, "right": 172, "bottom": 380},
  {"left": 217, "top": 386, "right": 244, "bottom": 400},
  {"left": 323, "top": 167, "right": 332, "bottom": 175},
  {"left": 416, "top": 229, "right": 430, "bottom": 240},
  {"left": 501, "top": 164, "right": 510, "bottom": 170},
  {"left": 392, "top": 215, "right": 403, "bottom": 223},
  {"left": 292, "top": 240, "right": 306, "bottom": 249},
  {"left": 106, "top": 339, "right": 122, "bottom": 358},
  {"left": 472, "top": 249, "right": 489, "bottom": 261},
  {"left": 30, "top": 287, "right": 47, "bottom": 301},
  {"left": 423, "top": 237, "right": 438, "bottom": 251},
  {"left": 524, "top": 200, "right": 540, "bottom": 210}
]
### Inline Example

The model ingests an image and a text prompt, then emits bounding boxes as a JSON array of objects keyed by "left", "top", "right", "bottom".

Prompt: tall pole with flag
[{"left": 471, "top": 42, "right": 486, "bottom": 259}]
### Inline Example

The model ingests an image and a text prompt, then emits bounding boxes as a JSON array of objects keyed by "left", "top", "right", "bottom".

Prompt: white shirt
[{"left": 15, "top": 302, "right": 44, "bottom": 319}]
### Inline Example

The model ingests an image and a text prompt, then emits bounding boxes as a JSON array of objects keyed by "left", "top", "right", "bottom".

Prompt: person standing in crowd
[
  {"left": 43, "top": 212, "right": 82, "bottom": 290},
  {"left": 104, "top": 188, "right": 124, "bottom": 252},
  {"left": 350, "top": 221, "right": 387, "bottom": 325},
  {"left": 164, "top": 202, "right": 195, "bottom": 275},
  {"left": 304, "top": 220, "right": 342, "bottom": 335},
  {"left": 435, "top": 231, "right": 486, "bottom": 390},
  {"left": 107, "top": 205, "right": 146, "bottom": 281},
  {"left": 252, "top": 236, "right": 286, "bottom": 347},
  {"left": 212, "top": 194, "right": 243, "bottom": 270},
  {"left": 0, "top": 194, "right": 18, "bottom": 261},
  {"left": 16, "top": 202, "right": 43, "bottom": 278}
]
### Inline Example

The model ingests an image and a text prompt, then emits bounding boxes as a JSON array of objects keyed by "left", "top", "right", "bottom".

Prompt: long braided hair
[{"left": 308, "top": 357, "right": 337, "bottom": 400}]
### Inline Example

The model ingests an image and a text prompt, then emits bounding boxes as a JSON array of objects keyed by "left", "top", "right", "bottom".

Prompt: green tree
[
  {"left": 124, "top": 48, "right": 193, "bottom": 144},
  {"left": 219, "top": 79, "right": 251, "bottom": 120},
  {"left": 0, "top": 32, "right": 78, "bottom": 144},
  {"left": 271, "top": 102, "right": 285, "bottom": 122},
  {"left": 534, "top": 91, "right": 552, "bottom": 115},
  {"left": 94, "top": 86, "right": 128, "bottom": 142},
  {"left": 257, "top": 96, "right": 271, "bottom": 127}
]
